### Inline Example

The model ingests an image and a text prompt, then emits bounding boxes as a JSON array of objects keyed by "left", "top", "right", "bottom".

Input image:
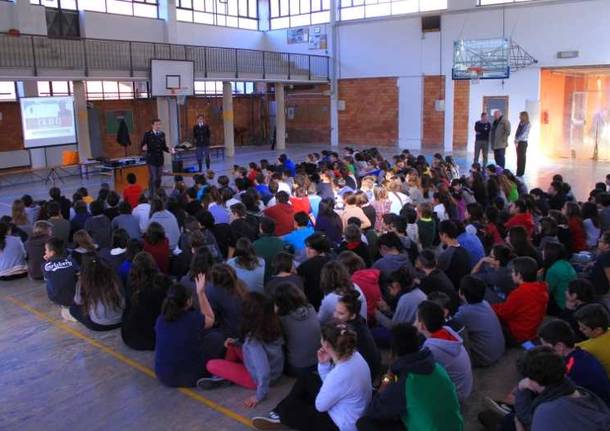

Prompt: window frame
[
  {"left": 270, "top": 0, "right": 330, "bottom": 29},
  {"left": 339, "top": 0, "right": 447, "bottom": 22},
  {"left": 477, "top": 0, "right": 539, "bottom": 5},
  {"left": 31, "top": 0, "right": 160, "bottom": 19},
  {"left": 176, "top": 0, "right": 259, "bottom": 30}
]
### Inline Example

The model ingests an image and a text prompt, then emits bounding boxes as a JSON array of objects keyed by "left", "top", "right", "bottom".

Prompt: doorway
[{"left": 540, "top": 66, "right": 610, "bottom": 160}]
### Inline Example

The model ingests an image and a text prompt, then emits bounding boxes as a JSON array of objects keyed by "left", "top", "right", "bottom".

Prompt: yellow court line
[{"left": 4, "top": 296, "right": 253, "bottom": 429}]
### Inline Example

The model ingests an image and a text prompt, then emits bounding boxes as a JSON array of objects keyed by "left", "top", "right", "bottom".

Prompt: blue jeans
[{"left": 196, "top": 146, "right": 210, "bottom": 171}]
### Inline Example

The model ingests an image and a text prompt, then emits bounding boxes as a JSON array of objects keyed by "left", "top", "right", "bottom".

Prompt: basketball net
[{"left": 468, "top": 66, "right": 482, "bottom": 85}]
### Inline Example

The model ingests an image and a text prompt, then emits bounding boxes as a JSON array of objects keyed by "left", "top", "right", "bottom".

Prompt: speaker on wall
[{"left": 422, "top": 15, "right": 441, "bottom": 33}]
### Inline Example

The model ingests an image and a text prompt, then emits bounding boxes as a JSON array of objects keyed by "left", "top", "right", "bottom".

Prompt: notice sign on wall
[{"left": 19, "top": 96, "right": 77, "bottom": 148}]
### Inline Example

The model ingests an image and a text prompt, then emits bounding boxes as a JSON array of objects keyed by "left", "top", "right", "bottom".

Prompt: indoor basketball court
[{"left": 1, "top": 1, "right": 610, "bottom": 430}]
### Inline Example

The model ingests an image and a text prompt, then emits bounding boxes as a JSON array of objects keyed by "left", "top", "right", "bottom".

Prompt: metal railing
[{"left": 0, "top": 32, "right": 330, "bottom": 82}]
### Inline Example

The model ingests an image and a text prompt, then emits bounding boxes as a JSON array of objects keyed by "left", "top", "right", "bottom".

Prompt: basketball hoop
[{"left": 467, "top": 66, "right": 483, "bottom": 84}]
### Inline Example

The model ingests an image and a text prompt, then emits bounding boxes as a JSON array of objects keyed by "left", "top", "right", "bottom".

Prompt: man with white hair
[{"left": 490, "top": 110, "right": 511, "bottom": 168}]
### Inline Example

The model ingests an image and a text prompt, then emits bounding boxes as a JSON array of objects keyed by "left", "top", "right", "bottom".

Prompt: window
[
  {"left": 270, "top": 0, "right": 330, "bottom": 29},
  {"left": 32, "top": 0, "right": 160, "bottom": 18},
  {"left": 194, "top": 81, "right": 255, "bottom": 96},
  {"left": 86, "top": 81, "right": 149, "bottom": 100},
  {"left": 30, "top": 0, "right": 77, "bottom": 9},
  {"left": 176, "top": 0, "right": 258, "bottom": 30},
  {"left": 339, "top": 0, "right": 446, "bottom": 21},
  {"left": 0, "top": 82, "right": 16, "bottom": 101},
  {"left": 37, "top": 81, "right": 73, "bottom": 96},
  {"left": 478, "top": 0, "right": 537, "bottom": 4}
]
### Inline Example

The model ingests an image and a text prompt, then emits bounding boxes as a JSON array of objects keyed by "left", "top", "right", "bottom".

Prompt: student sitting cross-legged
[
  {"left": 154, "top": 275, "right": 215, "bottom": 387},
  {"left": 415, "top": 300, "right": 473, "bottom": 402},
  {"left": 43, "top": 237, "right": 78, "bottom": 321},
  {"left": 121, "top": 252, "right": 168, "bottom": 351},
  {"left": 538, "top": 319, "right": 610, "bottom": 405},
  {"left": 198, "top": 292, "right": 284, "bottom": 409},
  {"left": 491, "top": 256, "right": 549, "bottom": 345},
  {"left": 507, "top": 347, "right": 610, "bottom": 431},
  {"left": 251, "top": 322, "right": 372, "bottom": 431},
  {"left": 575, "top": 303, "right": 610, "bottom": 378},
  {"left": 69, "top": 257, "right": 125, "bottom": 331},
  {"left": 356, "top": 323, "right": 463, "bottom": 431},
  {"left": 453, "top": 275, "right": 505, "bottom": 367}
]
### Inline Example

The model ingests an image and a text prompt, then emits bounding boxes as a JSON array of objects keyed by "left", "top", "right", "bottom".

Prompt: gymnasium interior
[{"left": 1, "top": 0, "right": 610, "bottom": 430}]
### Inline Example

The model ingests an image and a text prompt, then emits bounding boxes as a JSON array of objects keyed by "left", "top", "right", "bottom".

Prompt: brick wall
[
  {"left": 0, "top": 102, "right": 24, "bottom": 151},
  {"left": 452, "top": 80, "right": 470, "bottom": 150},
  {"left": 338, "top": 78, "right": 398, "bottom": 146},
  {"left": 286, "top": 84, "right": 330, "bottom": 144},
  {"left": 422, "top": 75, "right": 445, "bottom": 149},
  {"left": 91, "top": 98, "right": 158, "bottom": 159},
  {"left": 181, "top": 95, "right": 264, "bottom": 147}
]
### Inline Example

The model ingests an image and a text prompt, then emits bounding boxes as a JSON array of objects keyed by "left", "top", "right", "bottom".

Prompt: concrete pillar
[
  {"left": 161, "top": 0, "right": 178, "bottom": 44},
  {"left": 329, "top": 0, "right": 339, "bottom": 147},
  {"left": 19, "top": 81, "right": 46, "bottom": 168},
  {"left": 222, "top": 82, "right": 235, "bottom": 157},
  {"left": 72, "top": 81, "right": 92, "bottom": 162},
  {"left": 275, "top": 83, "right": 286, "bottom": 150}
]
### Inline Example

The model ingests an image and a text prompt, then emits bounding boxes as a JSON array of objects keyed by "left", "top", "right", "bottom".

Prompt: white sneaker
[{"left": 60, "top": 306, "right": 77, "bottom": 322}]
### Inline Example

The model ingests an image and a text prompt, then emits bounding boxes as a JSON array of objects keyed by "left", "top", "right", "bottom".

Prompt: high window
[
  {"left": 340, "top": 0, "right": 446, "bottom": 21},
  {"left": 177, "top": 0, "right": 258, "bottom": 29},
  {"left": 270, "top": 0, "right": 330, "bottom": 30},
  {"left": 31, "top": 0, "right": 159, "bottom": 18},
  {"left": 194, "top": 81, "right": 255, "bottom": 95},
  {"left": 478, "top": 0, "right": 538, "bottom": 5},
  {"left": 85, "top": 81, "right": 150, "bottom": 100},
  {"left": 0, "top": 82, "right": 16, "bottom": 101},
  {"left": 37, "top": 81, "right": 73, "bottom": 96}
]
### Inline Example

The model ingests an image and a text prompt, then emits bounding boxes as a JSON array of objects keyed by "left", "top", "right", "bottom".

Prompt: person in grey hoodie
[
  {"left": 511, "top": 346, "right": 610, "bottom": 431},
  {"left": 453, "top": 276, "right": 505, "bottom": 367},
  {"left": 273, "top": 282, "right": 321, "bottom": 377},
  {"left": 372, "top": 232, "right": 415, "bottom": 282},
  {"left": 416, "top": 300, "right": 473, "bottom": 402},
  {"left": 111, "top": 201, "right": 142, "bottom": 240},
  {"left": 373, "top": 268, "right": 427, "bottom": 348},
  {"left": 200, "top": 292, "right": 284, "bottom": 409},
  {"left": 148, "top": 198, "right": 181, "bottom": 250}
]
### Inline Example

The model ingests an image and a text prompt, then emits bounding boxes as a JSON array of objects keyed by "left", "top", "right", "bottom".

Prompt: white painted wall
[
  {"left": 0, "top": 2, "right": 14, "bottom": 33},
  {"left": 80, "top": 11, "right": 167, "bottom": 42},
  {"left": 174, "top": 22, "right": 264, "bottom": 49}
]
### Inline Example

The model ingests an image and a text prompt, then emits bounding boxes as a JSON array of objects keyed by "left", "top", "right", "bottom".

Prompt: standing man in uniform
[
  {"left": 490, "top": 110, "right": 511, "bottom": 169},
  {"left": 141, "top": 118, "right": 170, "bottom": 197},
  {"left": 474, "top": 112, "right": 491, "bottom": 167},
  {"left": 193, "top": 114, "right": 211, "bottom": 172}
]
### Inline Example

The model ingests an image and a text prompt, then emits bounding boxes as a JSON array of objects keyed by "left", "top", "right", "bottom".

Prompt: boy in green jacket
[{"left": 356, "top": 323, "right": 463, "bottom": 431}]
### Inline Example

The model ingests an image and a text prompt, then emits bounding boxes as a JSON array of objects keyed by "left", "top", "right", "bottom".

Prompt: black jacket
[
  {"left": 363, "top": 347, "right": 436, "bottom": 421},
  {"left": 475, "top": 120, "right": 491, "bottom": 141},
  {"left": 193, "top": 123, "right": 211, "bottom": 147},
  {"left": 141, "top": 130, "right": 169, "bottom": 167}
]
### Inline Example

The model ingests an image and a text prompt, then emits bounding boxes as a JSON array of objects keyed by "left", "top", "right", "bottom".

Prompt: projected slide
[{"left": 19, "top": 96, "right": 77, "bottom": 148}]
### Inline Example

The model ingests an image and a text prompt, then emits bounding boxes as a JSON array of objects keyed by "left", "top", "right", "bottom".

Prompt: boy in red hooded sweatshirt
[{"left": 492, "top": 256, "right": 548, "bottom": 345}]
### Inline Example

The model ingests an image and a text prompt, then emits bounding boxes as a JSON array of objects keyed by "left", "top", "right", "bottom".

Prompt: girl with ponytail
[{"left": 154, "top": 274, "right": 215, "bottom": 387}]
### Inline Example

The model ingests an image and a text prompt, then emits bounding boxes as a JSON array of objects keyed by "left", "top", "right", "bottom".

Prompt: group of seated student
[{"left": 2, "top": 147, "right": 610, "bottom": 430}]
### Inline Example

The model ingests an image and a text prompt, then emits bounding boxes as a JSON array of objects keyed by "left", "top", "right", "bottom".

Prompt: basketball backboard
[
  {"left": 452, "top": 38, "right": 510, "bottom": 81},
  {"left": 151, "top": 59, "right": 194, "bottom": 96}
]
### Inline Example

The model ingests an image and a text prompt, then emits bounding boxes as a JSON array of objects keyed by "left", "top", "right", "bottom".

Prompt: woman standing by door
[{"left": 515, "top": 111, "right": 530, "bottom": 177}]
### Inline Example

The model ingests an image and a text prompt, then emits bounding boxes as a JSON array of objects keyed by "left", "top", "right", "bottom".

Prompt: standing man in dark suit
[
  {"left": 193, "top": 114, "right": 211, "bottom": 172},
  {"left": 141, "top": 118, "right": 170, "bottom": 197},
  {"left": 474, "top": 113, "right": 491, "bottom": 167}
]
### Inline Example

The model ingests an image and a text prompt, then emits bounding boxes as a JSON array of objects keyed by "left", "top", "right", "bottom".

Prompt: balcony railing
[{"left": 0, "top": 32, "right": 330, "bottom": 82}]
